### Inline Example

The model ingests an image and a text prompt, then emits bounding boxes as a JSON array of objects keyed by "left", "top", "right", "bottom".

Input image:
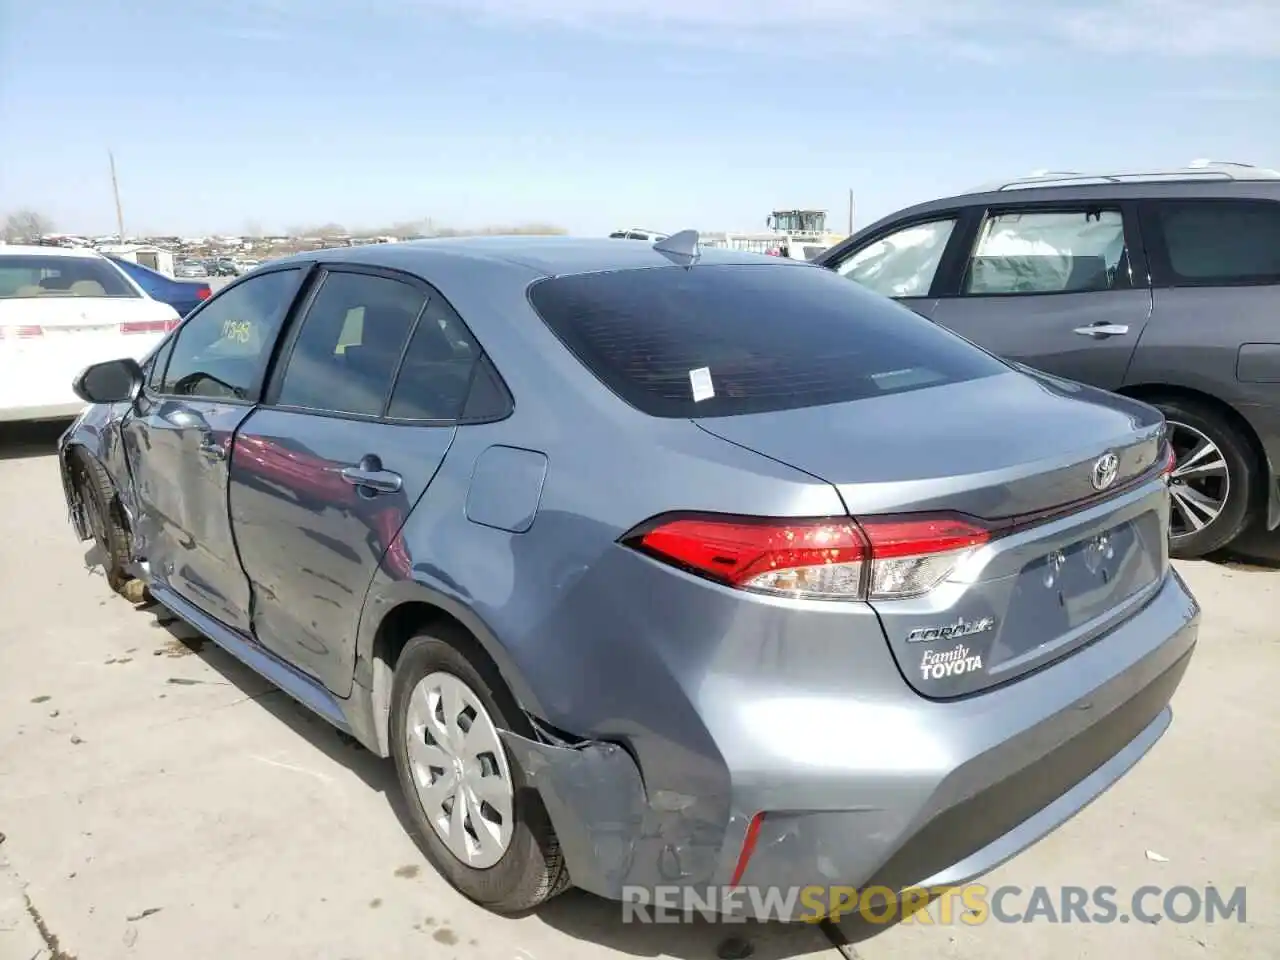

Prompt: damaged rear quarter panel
[{"left": 499, "top": 730, "right": 650, "bottom": 899}]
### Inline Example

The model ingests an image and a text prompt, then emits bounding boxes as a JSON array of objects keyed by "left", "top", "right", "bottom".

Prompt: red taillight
[
  {"left": 121, "top": 319, "right": 179, "bottom": 335},
  {"left": 636, "top": 516, "right": 866, "bottom": 594},
  {"left": 729, "top": 812, "right": 765, "bottom": 887},
  {"left": 627, "top": 512, "right": 990, "bottom": 601},
  {"left": 860, "top": 515, "right": 991, "bottom": 599},
  {"left": 197, "top": 286, "right": 211, "bottom": 300},
  {"left": 0, "top": 324, "right": 43, "bottom": 339}
]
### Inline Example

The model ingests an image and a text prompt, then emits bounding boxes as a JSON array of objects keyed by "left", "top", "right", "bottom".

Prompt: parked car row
[
  {"left": 59, "top": 216, "right": 1199, "bottom": 918},
  {"left": 174, "top": 257, "right": 261, "bottom": 280}
]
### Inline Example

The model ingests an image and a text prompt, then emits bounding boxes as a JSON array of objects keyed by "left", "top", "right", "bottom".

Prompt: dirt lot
[{"left": 0, "top": 420, "right": 1276, "bottom": 960}]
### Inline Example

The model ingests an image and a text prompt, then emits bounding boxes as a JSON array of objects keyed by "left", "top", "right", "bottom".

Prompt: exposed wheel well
[
  {"left": 1117, "top": 383, "right": 1272, "bottom": 505},
  {"left": 64, "top": 445, "right": 112, "bottom": 539},
  {"left": 367, "top": 600, "right": 510, "bottom": 757}
]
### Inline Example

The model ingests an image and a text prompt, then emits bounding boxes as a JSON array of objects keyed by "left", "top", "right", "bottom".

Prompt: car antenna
[{"left": 653, "top": 229, "right": 700, "bottom": 262}]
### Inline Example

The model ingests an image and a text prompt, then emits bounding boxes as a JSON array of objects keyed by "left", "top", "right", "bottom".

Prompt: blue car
[
  {"left": 107, "top": 255, "right": 211, "bottom": 317},
  {"left": 59, "top": 236, "right": 1196, "bottom": 917}
]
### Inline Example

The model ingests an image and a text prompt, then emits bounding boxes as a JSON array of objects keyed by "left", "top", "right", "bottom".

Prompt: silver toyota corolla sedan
[{"left": 58, "top": 234, "right": 1199, "bottom": 917}]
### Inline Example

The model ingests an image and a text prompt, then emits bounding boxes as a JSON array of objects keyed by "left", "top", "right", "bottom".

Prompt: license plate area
[{"left": 1006, "top": 513, "right": 1162, "bottom": 638}]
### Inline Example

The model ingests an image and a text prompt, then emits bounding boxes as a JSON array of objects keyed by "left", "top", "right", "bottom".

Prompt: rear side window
[
  {"left": 386, "top": 296, "right": 484, "bottom": 421},
  {"left": 1150, "top": 199, "right": 1280, "bottom": 286},
  {"left": 527, "top": 263, "right": 1009, "bottom": 418},
  {"left": 0, "top": 255, "right": 139, "bottom": 299}
]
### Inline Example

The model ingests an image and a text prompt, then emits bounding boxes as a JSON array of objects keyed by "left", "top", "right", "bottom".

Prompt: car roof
[
  {"left": 839, "top": 164, "right": 1280, "bottom": 245},
  {"left": 276, "top": 235, "right": 808, "bottom": 278},
  {"left": 0, "top": 244, "right": 106, "bottom": 259}
]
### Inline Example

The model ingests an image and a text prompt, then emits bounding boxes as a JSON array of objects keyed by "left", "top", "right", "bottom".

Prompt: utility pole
[
  {"left": 109, "top": 150, "right": 125, "bottom": 242},
  {"left": 847, "top": 189, "right": 855, "bottom": 235}
]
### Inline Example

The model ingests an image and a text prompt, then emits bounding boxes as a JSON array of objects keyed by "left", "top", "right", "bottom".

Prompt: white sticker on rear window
[{"left": 689, "top": 366, "right": 715, "bottom": 402}]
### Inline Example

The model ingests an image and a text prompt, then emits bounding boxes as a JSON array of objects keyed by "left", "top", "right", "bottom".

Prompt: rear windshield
[
  {"left": 527, "top": 263, "right": 1009, "bottom": 418},
  {"left": 0, "top": 255, "right": 138, "bottom": 299}
]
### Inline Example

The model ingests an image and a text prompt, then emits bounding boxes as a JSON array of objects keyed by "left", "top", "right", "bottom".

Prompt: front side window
[
  {"left": 160, "top": 269, "right": 300, "bottom": 400},
  {"left": 835, "top": 218, "right": 957, "bottom": 298},
  {"left": 963, "top": 209, "right": 1128, "bottom": 295},
  {"left": 528, "top": 262, "right": 1009, "bottom": 419},
  {"left": 0, "top": 255, "right": 139, "bottom": 299},
  {"left": 1153, "top": 199, "right": 1280, "bottom": 286},
  {"left": 276, "top": 271, "right": 426, "bottom": 417}
]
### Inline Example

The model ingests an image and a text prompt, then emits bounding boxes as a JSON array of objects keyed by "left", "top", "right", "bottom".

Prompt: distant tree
[
  {"left": 3, "top": 209, "right": 55, "bottom": 242},
  {"left": 243, "top": 220, "right": 264, "bottom": 238}
]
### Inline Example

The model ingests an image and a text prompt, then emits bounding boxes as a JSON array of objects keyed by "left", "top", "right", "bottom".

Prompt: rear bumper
[{"left": 511, "top": 566, "right": 1198, "bottom": 911}]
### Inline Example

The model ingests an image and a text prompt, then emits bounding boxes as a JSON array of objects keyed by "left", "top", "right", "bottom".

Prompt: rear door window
[
  {"left": 1147, "top": 199, "right": 1280, "bottom": 286},
  {"left": 275, "top": 270, "right": 426, "bottom": 417},
  {"left": 961, "top": 209, "right": 1130, "bottom": 295},
  {"left": 527, "top": 262, "right": 1009, "bottom": 419}
]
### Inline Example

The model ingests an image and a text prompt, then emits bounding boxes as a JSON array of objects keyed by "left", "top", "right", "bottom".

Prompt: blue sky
[{"left": 1, "top": 0, "right": 1276, "bottom": 236}]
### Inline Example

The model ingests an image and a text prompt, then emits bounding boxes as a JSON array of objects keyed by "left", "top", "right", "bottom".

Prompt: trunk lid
[{"left": 695, "top": 369, "right": 1171, "bottom": 696}]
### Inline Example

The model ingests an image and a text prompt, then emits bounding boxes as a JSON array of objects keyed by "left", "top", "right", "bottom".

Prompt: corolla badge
[
  {"left": 1091, "top": 452, "right": 1120, "bottom": 491},
  {"left": 905, "top": 616, "right": 995, "bottom": 644}
]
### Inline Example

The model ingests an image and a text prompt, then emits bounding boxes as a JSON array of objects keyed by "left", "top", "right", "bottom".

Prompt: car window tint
[
  {"left": 161, "top": 269, "right": 299, "bottom": 400},
  {"left": 276, "top": 271, "right": 425, "bottom": 416},
  {"left": 836, "top": 219, "right": 956, "bottom": 297},
  {"left": 963, "top": 209, "right": 1128, "bottom": 295},
  {"left": 1155, "top": 199, "right": 1280, "bottom": 285},
  {"left": 386, "top": 296, "right": 482, "bottom": 420},
  {"left": 528, "top": 262, "right": 1009, "bottom": 419},
  {"left": 0, "top": 255, "right": 139, "bottom": 299}
]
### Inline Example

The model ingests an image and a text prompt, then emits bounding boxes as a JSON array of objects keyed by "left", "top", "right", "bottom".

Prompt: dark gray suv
[{"left": 819, "top": 161, "right": 1280, "bottom": 558}]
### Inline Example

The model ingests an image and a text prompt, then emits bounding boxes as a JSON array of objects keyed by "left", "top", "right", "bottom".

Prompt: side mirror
[{"left": 73, "top": 357, "right": 144, "bottom": 405}]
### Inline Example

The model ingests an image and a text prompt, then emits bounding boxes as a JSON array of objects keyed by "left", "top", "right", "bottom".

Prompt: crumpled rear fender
[
  {"left": 499, "top": 724, "right": 739, "bottom": 900},
  {"left": 500, "top": 730, "right": 650, "bottom": 900}
]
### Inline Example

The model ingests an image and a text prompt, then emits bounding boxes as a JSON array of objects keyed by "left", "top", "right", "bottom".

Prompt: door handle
[
  {"left": 340, "top": 456, "right": 403, "bottom": 495},
  {"left": 198, "top": 437, "right": 226, "bottom": 462},
  {"left": 1072, "top": 323, "right": 1130, "bottom": 338}
]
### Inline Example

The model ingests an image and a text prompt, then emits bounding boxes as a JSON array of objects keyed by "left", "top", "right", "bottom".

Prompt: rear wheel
[
  {"left": 1154, "top": 398, "right": 1257, "bottom": 559},
  {"left": 388, "top": 627, "right": 569, "bottom": 914},
  {"left": 76, "top": 456, "right": 132, "bottom": 593}
]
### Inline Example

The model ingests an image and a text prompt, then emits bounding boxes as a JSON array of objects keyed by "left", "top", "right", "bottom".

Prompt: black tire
[
  {"left": 388, "top": 627, "right": 569, "bottom": 914},
  {"left": 76, "top": 455, "right": 132, "bottom": 592},
  {"left": 1153, "top": 397, "right": 1257, "bottom": 559}
]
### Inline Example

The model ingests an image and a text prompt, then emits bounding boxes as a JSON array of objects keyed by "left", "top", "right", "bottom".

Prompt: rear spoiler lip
[{"left": 983, "top": 437, "right": 1172, "bottom": 540}]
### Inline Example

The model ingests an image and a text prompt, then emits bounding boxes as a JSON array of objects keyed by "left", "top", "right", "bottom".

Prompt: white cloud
[
  {"left": 1050, "top": 0, "right": 1280, "bottom": 57},
  {"left": 397, "top": 0, "right": 1280, "bottom": 57}
]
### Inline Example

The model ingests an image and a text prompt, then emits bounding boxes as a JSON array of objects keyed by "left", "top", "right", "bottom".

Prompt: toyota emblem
[{"left": 1091, "top": 452, "right": 1120, "bottom": 491}]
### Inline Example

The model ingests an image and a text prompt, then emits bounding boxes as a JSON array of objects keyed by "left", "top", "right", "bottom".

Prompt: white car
[{"left": 0, "top": 245, "right": 180, "bottom": 422}]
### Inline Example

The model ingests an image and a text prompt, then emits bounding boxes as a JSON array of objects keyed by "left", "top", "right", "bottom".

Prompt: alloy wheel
[
  {"left": 1165, "top": 420, "right": 1231, "bottom": 541},
  {"left": 404, "top": 671, "right": 515, "bottom": 869}
]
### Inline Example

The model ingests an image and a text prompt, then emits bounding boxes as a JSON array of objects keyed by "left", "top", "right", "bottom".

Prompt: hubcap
[
  {"left": 404, "top": 672, "right": 514, "bottom": 869},
  {"left": 1165, "top": 421, "right": 1230, "bottom": 540}
]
